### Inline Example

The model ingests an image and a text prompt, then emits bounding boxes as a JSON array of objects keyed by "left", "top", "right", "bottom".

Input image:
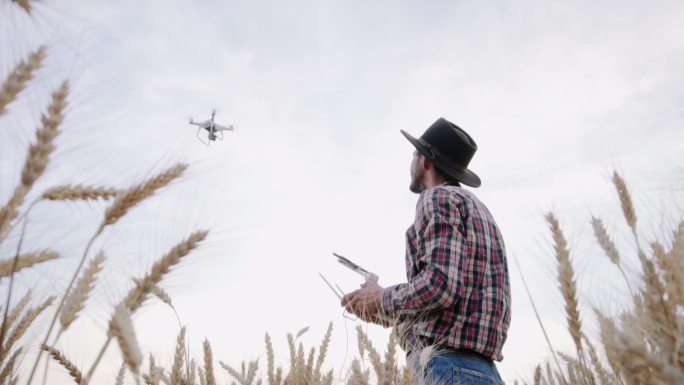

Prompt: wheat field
[{"left": 2, "top": 2, "right": 683, "bottom": 385}]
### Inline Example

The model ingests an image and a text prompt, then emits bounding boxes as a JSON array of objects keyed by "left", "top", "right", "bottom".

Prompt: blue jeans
[{"left": 408, "top": 350, "right": 505, "bottom": 385}]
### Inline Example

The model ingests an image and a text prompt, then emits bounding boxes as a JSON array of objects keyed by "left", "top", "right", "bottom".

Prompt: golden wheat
[
  {"left": 124, "top": 230, "right": 208, "bottom": 312},
  {"left": 0, "top": 295, "right": 54, "bottom": 363},
  {"left": 40, "top": 343, "right": 83, "bottom": 384},
  {"left": 203, "top": 339, "right": 216, "bottom": 385},
  {"left": 59, "top": 251, "right": 106, "bottom": 332},
  {"left": 41, "top": 185, "right": 120, "bottom": 201},
  {"left": 108, "top": 303, "right": 142, "bottom": 375},
  {"left": 115, "top": 362, "right": 126, "bottom": 385},
  {"left": 100, "top": 163, "right": 188, "bottom": 230},
  {"left": 545, "top": 213, "right": 583, "bottom": 355},
  {"left": 171, "top": 327, "right": 186, "bottom": 385},
  {"left": 0, "top": 348, "right": 21, "bottom": 384},
  {"left": 0, "top": 46, "right": 45, "bottom": 116},
  {"left": 0, "top": 80, "right": 69, "bottom": 242},
  {"left": 0, "top": 250, "right": 59, "bottom": 278},
  {"left": 2, "top": 290, "right": 32, "bottom": 336}
]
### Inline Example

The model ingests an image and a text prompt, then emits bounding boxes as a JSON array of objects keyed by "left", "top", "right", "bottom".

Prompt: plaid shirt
[{"left": 380, "top": 184, "right": 511, "bottom": 361}]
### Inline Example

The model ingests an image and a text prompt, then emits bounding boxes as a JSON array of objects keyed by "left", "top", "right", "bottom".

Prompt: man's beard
[{"left": 409, "top": 173, "right": 423, "bottom": 193}]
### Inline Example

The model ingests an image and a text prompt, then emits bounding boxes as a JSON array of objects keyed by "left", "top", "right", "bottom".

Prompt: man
[{"left": 341, "top": 118, "right": 510, "bottom": 385}]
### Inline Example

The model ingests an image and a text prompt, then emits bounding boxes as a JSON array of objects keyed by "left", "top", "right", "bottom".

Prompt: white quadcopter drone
[{"left": 189, "top": 109, "right": 234, "bottom": 145}]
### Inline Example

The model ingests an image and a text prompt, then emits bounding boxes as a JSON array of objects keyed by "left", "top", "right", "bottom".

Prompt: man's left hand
[{"left": 341, "top": 281, "right": 384, "bottom": 322}]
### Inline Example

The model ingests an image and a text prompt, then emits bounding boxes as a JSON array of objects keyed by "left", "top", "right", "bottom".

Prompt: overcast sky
[{"left": 1, "top": 1, "right": 683, "bottom": 384}]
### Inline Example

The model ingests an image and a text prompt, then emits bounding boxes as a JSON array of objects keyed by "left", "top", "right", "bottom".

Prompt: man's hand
[{"left": 341, "top": 281, "right": 384, "bottom": 323}]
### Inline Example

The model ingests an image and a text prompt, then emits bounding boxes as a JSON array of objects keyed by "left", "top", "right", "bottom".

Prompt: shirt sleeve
[{"left": 380, "top": 188, "right": 466, "bottom": 318}]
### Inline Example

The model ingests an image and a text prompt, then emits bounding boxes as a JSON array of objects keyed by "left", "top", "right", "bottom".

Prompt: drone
[{"left": 189, "top": 109, "right": 234, "bottom": 145}]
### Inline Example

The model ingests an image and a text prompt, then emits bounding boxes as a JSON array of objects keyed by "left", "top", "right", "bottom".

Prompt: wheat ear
[
  {"left": 198, "top": 368, "right": 206, "bottom": 385},
  {"left": 40, "top": 344, "right": 83, "bottom": 384},
  {"left": 611, "top": 172, "right": 646, "bottom": 260},
  {"left": 143, "top": 354, "right": 160, "bottom": 385},
  {"left": 59, "top": 251, "right": 106, "bottom": 332},
  {"left": 265, "top": 334, "right": 275, "bottom": 385},
  {"left": 1, "top": 290, "right": 32, "bottom": 338},
  {"left": 380, "top": 332, "right": 398, "bottom": 385},
  {"left": 0, "top": 80, "right": 69, "bottom": 242},
  {"left": 84, "top": 231, "right": 208, "bottom": 383},
  {"left": 349, "top": 359, "right": 370, "bottom": 385},
  {"left": 287, "top": 333, "right": 296, "bottom": 372},
  {"left": 100, "top": 163, "right": 188, "bottom": 230},
  {"left": 0, "top": 46, "right": 45, "bottom": 115},
  {"left": 0, "top": 296, "right": 54, "bottom": 362},
  {"left": 591, "top": 217, "right": 634, "bottom": 297},
  {"left": 546, "top": 213, "right": 583, "bottom": 355},
  {"left": 108, "top": 304, "right": 142, "bottom": 376},
  {"left": 201, "top": 339, "right": 215, "bottom": 385},
  {"left": 124, "top": 230, "right": 208, "bottom": 312},
  {"left": 188, "top": 359, "right": 196, "bottom": 385},
  {"left": 10, "top": 0, "right": 32, "bottom": 13},
  {"left": 356, "top": 325, "right": 382, "bottom": 380},
  {"left": 115, "top": 362, "right": 126, "bottom": 385},
  {"left": 0, "top": 348, "right": 21, "bottom": 385},
  {"left": 171, "top": 327, "right": 186, "bottom": 385},
  {"left": 313, "top": 322, "right": 332, "bottom": 382},
  {"left": 220, "top": 360, "right": 259, "bottom": 385},
  {"left": 533, "top": 365, "right": 541, "bottom": 385},
  {"left": 0, "top": 250, "right": 59, "bottom": 278},
  {"left": 42, "top": 185, "right": 120, "bottom": 201},
  {"left": 595, "top": 310, "right": 623, "bottom": 382}
]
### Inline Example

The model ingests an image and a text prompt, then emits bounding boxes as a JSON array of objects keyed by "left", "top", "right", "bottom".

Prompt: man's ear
[{"left": 421, "top": 156, "right": 434, "bottom": 171}]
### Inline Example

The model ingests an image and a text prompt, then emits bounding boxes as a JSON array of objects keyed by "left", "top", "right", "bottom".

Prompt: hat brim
[{"left": 401, "top": 130, "right": 481, "bottom": 188}]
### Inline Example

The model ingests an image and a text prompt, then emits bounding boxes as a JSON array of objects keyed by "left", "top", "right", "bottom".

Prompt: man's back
[{"left": 384, "top": 184, "right": 511, "bottom": 361}]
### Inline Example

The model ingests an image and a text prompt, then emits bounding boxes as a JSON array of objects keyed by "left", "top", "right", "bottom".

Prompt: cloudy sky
[{"left": 1, "top": 0, "right": 683, "bottom": 384}]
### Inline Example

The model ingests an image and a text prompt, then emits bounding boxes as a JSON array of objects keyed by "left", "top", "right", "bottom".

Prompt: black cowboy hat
[{"left": 401, "top": 117, "right": 481, "bottom": 187}]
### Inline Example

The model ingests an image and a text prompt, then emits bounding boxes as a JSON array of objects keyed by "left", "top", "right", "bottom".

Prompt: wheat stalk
[
  {"left": 108, "top": 304, "right": 142, "bottom": 375},
  {"left": 0, "top": 250, "right": 59, "bottom": 278},
  {"left": 100, "top": 163, "right": 188, "bottom": 230},
  {"left": 203, "top": 338, "right": 216, "bottom": 385},
  {"left": 0, "top": 46, "right": 45, "bottom": 115},
  {"left": 546, "top": 213, "right": 583, "bottom": 355},
  {"left": 59, "top": 251, "right": 106, "bottom": 332},
  {"left": 42, "top": 185, "right": 120, "bottom": 201},
  {"left": 40, "top": 343, "right": 83, "bottom": 384}
]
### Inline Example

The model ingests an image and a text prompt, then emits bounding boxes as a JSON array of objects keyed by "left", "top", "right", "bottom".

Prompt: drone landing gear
[
  {"left": 196, "top": 128, "right": 224, "bottom": 145},
  {"left": 196, "top": 127, "right": 210, "bottom": 146}
]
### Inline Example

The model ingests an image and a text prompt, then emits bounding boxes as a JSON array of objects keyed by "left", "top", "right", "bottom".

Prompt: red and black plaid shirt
[{"left": 380, "top": 184, "right": 511, "bottom": 361}]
